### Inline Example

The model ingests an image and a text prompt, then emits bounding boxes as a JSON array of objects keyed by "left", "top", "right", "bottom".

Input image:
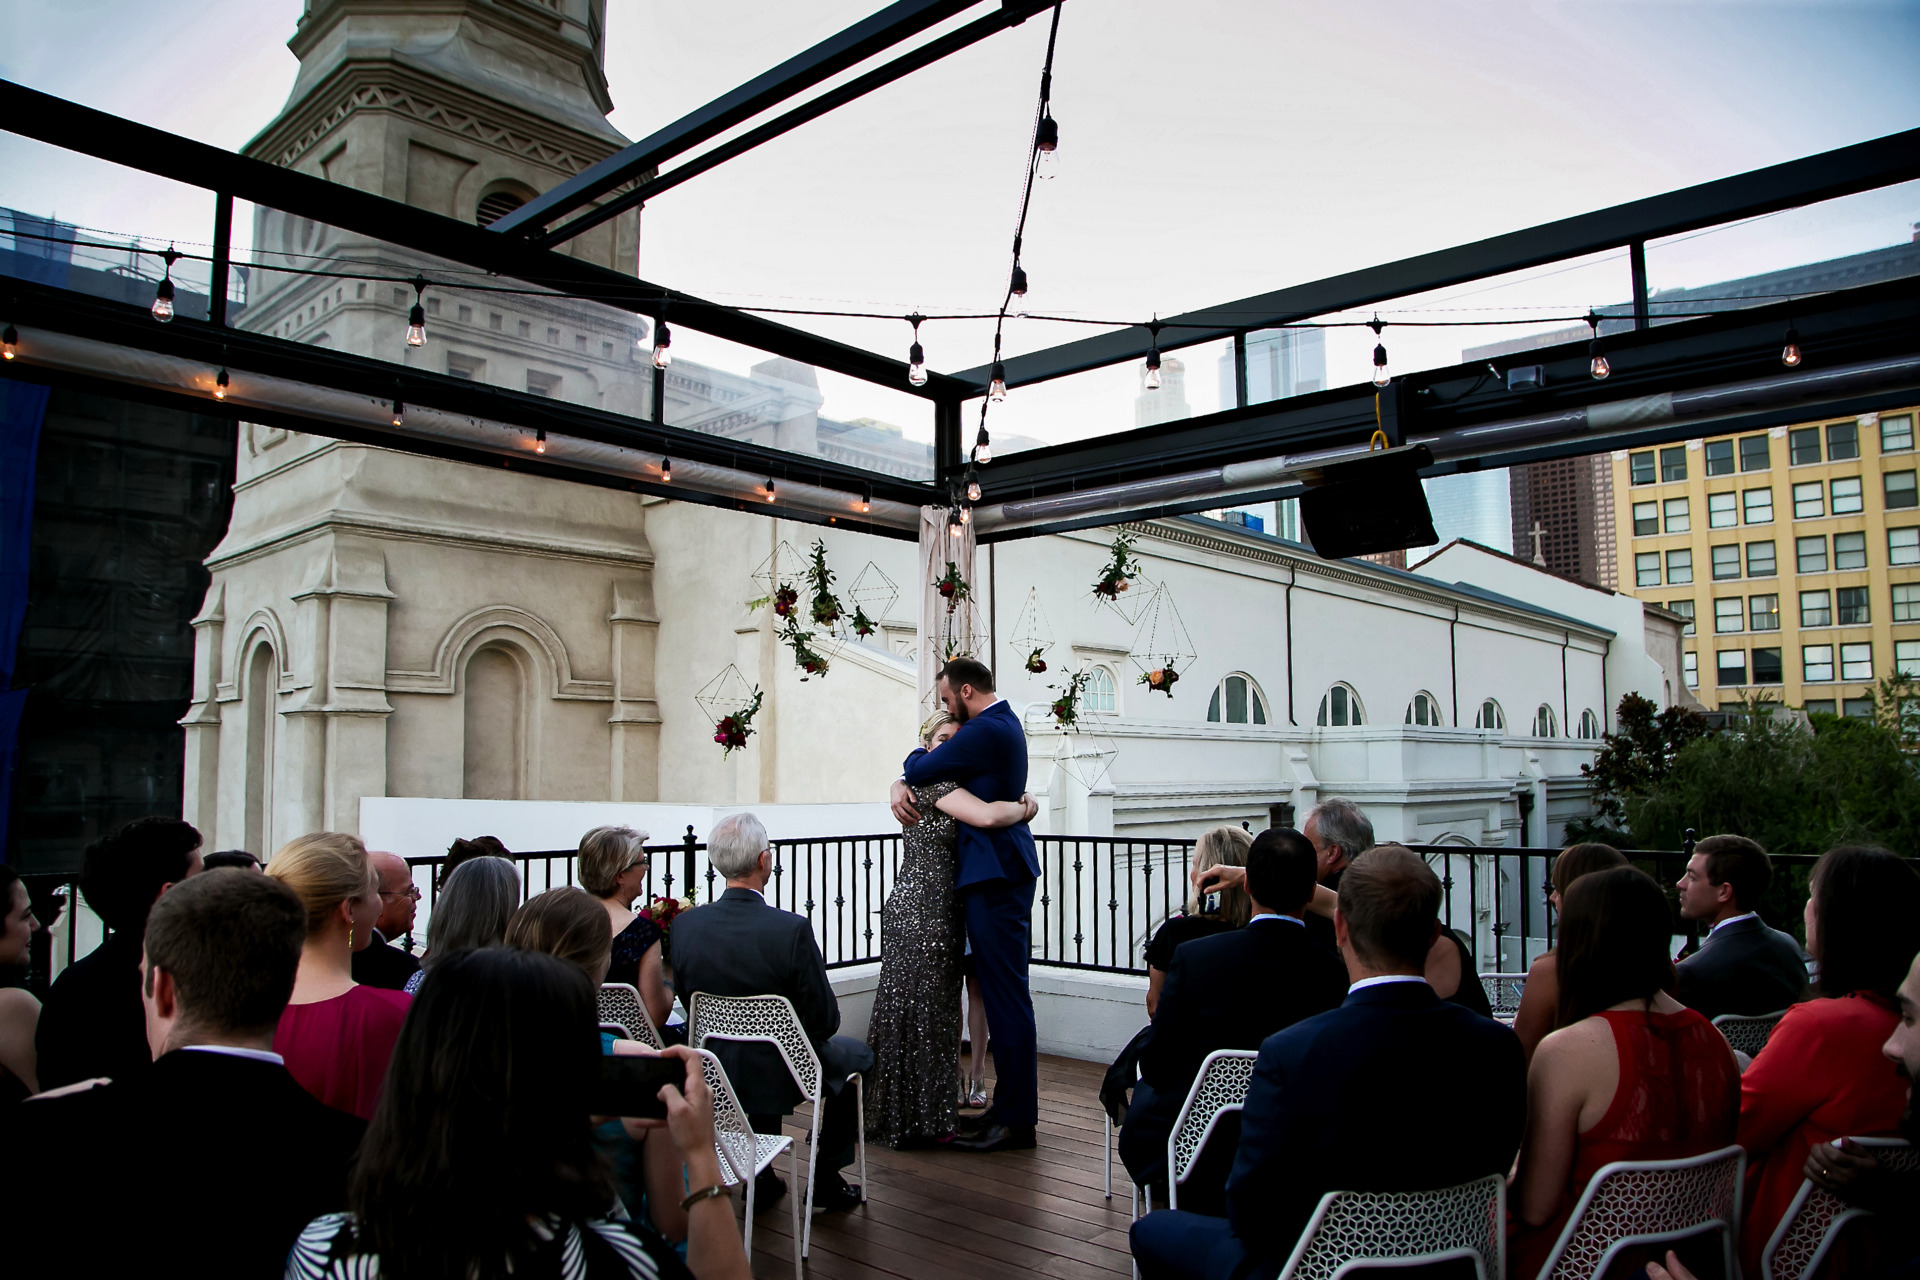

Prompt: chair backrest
[
  {"left": 1539, "top": 1145, "right": 1745, "bottom": 1280},
  {"left": 1762, "top": 1138, "right": 1916, "bottom": 1280},
  {"left": 688, "top": 992, "right": 822, "bottom": 1101},
  {"left": 598, "top": 983, "right": 665, "bottom": 1050},
  {"left": 1711, "top": 1010, "right": 1787, "bottom": 1059},
  {"left": 1479, "top": 973, "right": 1528, "bottom": 1020},
  {"left": 689, "top": 1046, "right": 759, "bottom": 1186},
  {"left": 599, "top": 1021, "right": 632, "bottom": 1040},
  {"left": 1275, "top": 1175, "right": 1505, "bottom": 1280},
  {"left": 1169, "top": 1050, "right": 1259, "bottom": 1189}
]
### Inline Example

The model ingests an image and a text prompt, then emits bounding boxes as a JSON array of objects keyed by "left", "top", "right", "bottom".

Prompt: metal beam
[
  {"left": 489, "top": 0, "right": 983, "bottom": 238},
  {"left": 959, "top": 127, "right": 1920, "bottom": 392}
]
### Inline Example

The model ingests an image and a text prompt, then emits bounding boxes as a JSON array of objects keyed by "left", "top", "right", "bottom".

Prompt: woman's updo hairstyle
[{"left": 268, "top": 832, "right": 375, "bottom": 935}]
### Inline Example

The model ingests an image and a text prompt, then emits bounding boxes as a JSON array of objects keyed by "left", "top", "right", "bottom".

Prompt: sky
[{"left": 3, "top": 0, "right": 1918, "bottom": 449}]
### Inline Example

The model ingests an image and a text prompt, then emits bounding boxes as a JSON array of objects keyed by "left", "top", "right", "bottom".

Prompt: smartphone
[
  {"left": 1204, "top": 890, "right": 1222, "bottom": 914},
  {"left": 587, "top": 1054, "right": 684, "bottom": 1119}
]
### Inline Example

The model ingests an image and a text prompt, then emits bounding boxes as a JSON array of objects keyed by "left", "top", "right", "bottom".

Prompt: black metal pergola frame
[{"left": 3, "top": 0, "right": 1918, "bottom": 545}]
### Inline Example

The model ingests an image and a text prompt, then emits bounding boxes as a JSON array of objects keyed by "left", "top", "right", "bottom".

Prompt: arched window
[
  {"left": 1532, "top": 704, "right": 1559, "bottom": 738},
  {"left": 244, "top": 642, "right": 276, "bottom": 858},
  {"left": 1084, "top": 665, "right": 1118, "bottom": 714},
  {"left": 1475, "top": 699, "right": 1505, "bottom": 731},
  {"left": 475, "top": 182, "right": 537, "bottom": 227},
  {"left": 1316, "top": 683, "right": 1364, "bottom": 727},
  {"left": 1208, "top": 673, "right": 1269, "bottom": 724},
  {"left": 1405, "top": 691, "right": 1444, "bottom": 727},
  {"left": 1577, "top": 709, "right": 1602, "bottom": 739}
]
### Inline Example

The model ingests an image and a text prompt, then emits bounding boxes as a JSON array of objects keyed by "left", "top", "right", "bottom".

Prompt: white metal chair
[
  {"left": 599, "top": 1022, "right": 632, "bottom": 1040},
  {"left": 1480, "top": 972, "right": 1529, "bottom": 1025},
  {"left": 689, "top": 1047, "right": 802, "bottom": 1280},
  {"left": 689, "top": 992, "right": 866, "bottom": 1259},
  {"left": 1275, "top": 1175, "right": 1506, "bottom": 1280},
  {"left": 598, "top": 983, "right": 665, "bottom": 1049},
  {"left": 1535, "top": 1145, "right": 1745, "bottom": 1280},
  {"left": 1167, "top": 1049, "right": 1260, "bottom": 1211},
  {"left": 1762, "top": 1137, "right": 1917, "bottom": 1280},
  {"left": 1712, "top": 1009, "right": 1788, "bottom": 1060}
]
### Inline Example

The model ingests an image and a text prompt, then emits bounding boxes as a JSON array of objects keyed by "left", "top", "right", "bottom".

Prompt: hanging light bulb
[
  {"left": 1781, "top": 326, "right": 1802, "bottom": 368},
  {"left": 151, "top": 246, "right": 179, "bottom": 323},
  {"left": 2, "top": 324, "right": 17, "bottom": 360},
  {"left": 1145, "top": 323, "right": 1164, "bottom": 391},
  {"left": 391, "top": 397, "right": 406, "bottom": 427},
  {"left": 960, "top": 505, "right": 972, "bottom": 525},
  {"left": 1368, "top": 316, "right": 1389, "bottom": 387},
  {"left": 661, "top": 457, "right": 672, "bottom": 482},
  {"left": 967, "top": 478, "right": 982, "bottom": 502},
  {"left": 974, "top": 425, "right": 993, "bottom": 464},
  {"left": 989, "top": 360, "right": 1007, "bottom": 403},
  {"left": 652, "top": 316, "right": 673, "bottom": 369},
  {"left": 406, "top": 276, "right": 427, "bottom": 347},
  {"left": 1587, "top": 312, "right": 1610, "bottom": 380},
  {"left": 1010, "top": 262, "right": 1028, "bottom": 298},
  {"left": 907, "top": 313, "right": 927, "bottom": 387},
  {"left": 766, "top": 478, "right": 777, "bottom": 502},
  {"left": 859, "top": 483, "right": 871, "bottom": 513},
  {"left": 948, "top": 508, "right": 963, "bottom": 537},
  {"left": 1035, "top": 113, "right": 1059, "bottom": 178},
  {"left": 535, "top": 428, "right": 547, "bottom": 454},
  {"left": 213, "top": 367, "right": 229, "bottom": 400}
]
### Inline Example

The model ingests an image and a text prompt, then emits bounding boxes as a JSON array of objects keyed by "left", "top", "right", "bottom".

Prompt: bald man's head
[{"left": 368, "top": 850, "right": 418, "bottom": 936}]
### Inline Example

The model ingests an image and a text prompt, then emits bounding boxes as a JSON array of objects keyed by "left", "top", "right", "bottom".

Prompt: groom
[{"left": 890, "top": 657, "right": 1040, "bottom": 1153}]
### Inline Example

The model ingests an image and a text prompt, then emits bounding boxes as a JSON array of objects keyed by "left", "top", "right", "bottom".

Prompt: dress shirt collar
[
  {"left": 1249, "top": 912, "right": 1304, "bottom": 926},
  {"left": 1348, "top": 974, "right": 1428, "bottom": 992},
  {"left": 1707, "top": 911, "right": 1759, "bottom": 938},
  {"left": 726, "top": 884, "right": 768, "bottom": 905},
  {"left": 178, "top": 1045, "right": 285, "bottom": 1065}
]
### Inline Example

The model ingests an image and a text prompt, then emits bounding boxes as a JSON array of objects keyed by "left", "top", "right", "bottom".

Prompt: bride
[{"left": 865, "top": 710, "right": 1039, "bottom": 1147}]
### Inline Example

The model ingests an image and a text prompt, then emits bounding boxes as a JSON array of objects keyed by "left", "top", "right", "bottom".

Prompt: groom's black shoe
[
  {"left": 952, "top": 1111, "right": 995, "bottom": 1137},
  {"left": 948, "top": 1123, "right": 1036, "bottom": 1153}
]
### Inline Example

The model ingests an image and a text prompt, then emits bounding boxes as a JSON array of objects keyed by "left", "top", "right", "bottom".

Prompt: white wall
[{"left": 359, "top": 797, "right": 897, "bottom": 858}]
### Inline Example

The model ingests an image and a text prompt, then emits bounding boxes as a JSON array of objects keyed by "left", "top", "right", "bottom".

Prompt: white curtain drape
[{"left": 917, "top": 505, "right": 978, "bottom": 709}]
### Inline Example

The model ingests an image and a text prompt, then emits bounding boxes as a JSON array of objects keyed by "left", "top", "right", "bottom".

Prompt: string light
[
  {"left": 1782, "top": 325, "right": 1802, "bottom": 368},
  {"left": 535, "top": 428, "right": 547, "bottom": 454},
  {"left": 652, "top": 306, "right": 673, "bottom": 369},
  {"left": 974, "top": 426, "right": 993, "bottom": 465},
  {"left": 1369, "top": 316, "right": 1389, "bottom": 387},
  {"left": 406, "top": 276, "right": 427, "bottom": 347},
  {"left": 766, "top": 478, "right": 776, "bottom": 502},
  {"left": 948, "top": 508, "right": 963, "bottom": 537},
  {"left": 1035, "top": 112, "right": 1059, "bottom": 178},
  {"left": 391, "top": 396, "right": 406, "bottom": 427},
  {"left": 1587, "top": 312, "right": 1610, "bottom": 380},
  {"left": 907, "top": 313, "right": 927, "bottom": 387},
  {"left": 2, "top": 324, "right": 16, "bottom": 360},
  {"left": 1145, "top": 321, "right": 1163, "bottom": 391},
  {"left": 213, "top": 367, "right": 229, "bottom": 400},
  {"left": 661, "top": 457, "right": 672, "bottom": 482},
  {"left": 1010, "top": 262, "right": 1028, "bottom": 298},
  {"left": 859, "top": 483, "right": 871, "bottom": 513},
  {"left": 151, "top": 246, "right": 179, "bottom": 323},
  {"left": 967, "top": 478, "right": 981, "bottom": 502},
  {"left": 989, "top": 360, "right": 1007, "bottom": 403}
]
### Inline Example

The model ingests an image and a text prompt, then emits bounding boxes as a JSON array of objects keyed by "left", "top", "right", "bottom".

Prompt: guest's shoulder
[
  {"left": 1526, "top": 950, "right": 1558, "bottom": 981},
  {"left": 350, "top": 983, "right": 414, "bottom": 1020}
]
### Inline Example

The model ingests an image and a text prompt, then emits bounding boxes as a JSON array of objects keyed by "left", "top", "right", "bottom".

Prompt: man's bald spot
[{"left": 369, "top": 850, "right": 410, "bottom": 890}]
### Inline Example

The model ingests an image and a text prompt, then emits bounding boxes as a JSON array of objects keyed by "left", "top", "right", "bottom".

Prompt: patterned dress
[{"left": 864, "top": 781, "right": 965, "bottom": 1147}]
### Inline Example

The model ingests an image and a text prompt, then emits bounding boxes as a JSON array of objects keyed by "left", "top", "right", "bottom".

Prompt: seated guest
[
  {"left": 1738, "top": 846, "right": 1920, "bottom": 1277},
  {"left": 1132, "top": 846, "right": 1526, "bottom": 1280},
  {"left": 1425, "top": 923, "right": 1494, "bottom": 1017},
  {"left": 672, "top": 812, "right": 873, "bottom": 1213},
  {"left": 0, "top": 865, "right": 43, "bottom": 1105},
  {"left": 288, "top": 949, "right": 748, "bottom": 1280},
  {"left": 1674, "top": 834, "right": 1810, "bottom": 1020},
  {"left": 402, "top": 854, "right": 520, "bottom": 994},
  {"left": 1511, "top": 866, "right": 1742, "bottom": 1277},
  {"left": 36, "top": 815, "right": 203, "bottom": 1089},
  {"left": 439, "top": 833, "right": 511, "bottom": 889},
  {"left": 269, "top": 832, "right": 412, "bottom": 1120},
  {"left": 9, "top": 868, "right": 364, "bottom": 1276},
  {"left": 1512, "top": 842, "right": 1629, "bottom": 1063},
  {"left": 1121, "top": 828, "right": 1347, "bottom": 1207},
  {"left": 350, "top": 850, "right": 422, "bottom": 992},
  {"left": 201, "top": 849, "right": 261, "bottom": 871},
  {"left": 580, "top": 825, "right": 674, "bottom": 1031},
  {"left": 1301, "top": 798, "right": 1373, "bottom": 956},
  {"left": 1144, "top": 826, "right": 1252, "bottom": 1016}
]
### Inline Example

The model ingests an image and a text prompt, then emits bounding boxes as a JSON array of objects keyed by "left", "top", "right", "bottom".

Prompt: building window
[
  {"left": 1894, "top": 583, "right": 1920, "bottom": 623},
  {"left": 1840, "top": 643, "right": 1874, "bottom": 681},
  {"left": 1632, "top": 502, "right": 1659, "bottom": 536},
  {"left": 446, "top": 353, "right": 485, "bottom": 380},
  {"left": 1713, "top": 598, "right": 1744, "bottom": 633},
  {"left": 1743, "top": 488, "right": 1773, "bottom": 524},
  {"left": 1831, "top": 476, "right": 1864, "bottom": 515},
  {"left": 1890, "top": 527, "right": 1920, "bottom": 566},
  {"left": 1805, "top": 698, "right": 1837, "bottom": 715},
  {"left": 1746, "top": 541, "right": 1776, "bottom": 577},
  {"left": 1405, "top": 691, "right": 1443, "bottom": 727},
  {"left": 1792, "top": 482, "right": 1825, "bottom": 519},
  {"left": 1475, "top": 699, "right": 1506, "bottom": 731},
  {"left": 525, "top": 370, "right": 560, "bottom": 397},
  {"left": 1749, "top": 595, "right": 1781, "bottom": 631},
  {"left": 1740, "top": 435, "right": 1771, "bottom": 472},
  {"left": 1844, "top": 697, "right": 1874, "bottom": 718},
  {"left": 1662, "top": 497, "right": 1690, "bottom": 533},
  {"left": 1661, "top": 446, "right": 1688, "bottom": 483},
  {"left": 1804, "top": 645, "right": 1835, "bottom": 682},
  {"left": 455, "top": 303, "right": 472, "bottom": 324},
  {"left": 1717, "top": 650, "right": 1747, "bottom": 686},
  {"left": 1666, "top": 549, "right": 1694, "bottom": 584},
  {"left": 1801, "top": 590, "right": 1832, "bottom": 627},
  {"left": 1708, "top": 492, "right": 1738, "bottom": 529},
  {"left": 1577, "top": 709, "right": 1601, "bottom": 739},
  {"left": 1207, "top": 673, "right": 1265, "bottom": 724},
  {"left": 488, "top": 312, "right": 503, "bottom": 331},
  {"left": 1827, "top": 421, "right": 1860, "bottom": 461},
  {"left": 1752, "top": 648, "right": 1784, "bottom": 685},
  {"left": 1635, "top": 552, "right": 1661, "bottom": 587},
  {"left": 1882, "top": 414, "right": 1915, "bottom": 453},
  {"left": 1683, "top": 652, "right": 1698, "bottom": 688},
  {"left": 1789, "top": 427, "right": 1822, "bottom": 466},
  {"left": 1629, "top": 451, "right": 1656, "bottom": 485},
  {"left": 1701, "top": 439, "right": 1734, "bottom": 476},
  {"left": 1836, "top": 586, "right": 1870, "bottom": 626},
  {"left": 1797, "top": 536, "right": 1828, "bottom": 574},
  {"left": 1711, "top": 545, "right": 1741, "bottom": 580},
  {"left": 1887, "top": 471, "right": 1919, "bottom": 510},
  {"left": 1834, "top": 531, "right": 1867, "bottom": 570},
  {"left": 1086, "top": 665, "right": 1118, "bottom": 713},
  {"left": 1532, "top": 704, "right": 1558, "bottom": 737},
  {"left": 1317, "top": 683, "right": 1363, "bottom": 727},
  {"left": 1897, "top": 640, "right": 1920, "bottom": 678},
  {"left": 1668, "top": 599, "right": 1696, "bottom": 635}
]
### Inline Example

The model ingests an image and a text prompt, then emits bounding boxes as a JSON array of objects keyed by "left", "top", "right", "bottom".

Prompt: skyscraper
[{"left": 1423, "top": 470, "right": 1513, "bottom": 554}]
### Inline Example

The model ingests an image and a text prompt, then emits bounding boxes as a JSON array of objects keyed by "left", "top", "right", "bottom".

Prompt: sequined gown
[{"left": 865, "top": 781, "right": 965, "bottom": 1147}]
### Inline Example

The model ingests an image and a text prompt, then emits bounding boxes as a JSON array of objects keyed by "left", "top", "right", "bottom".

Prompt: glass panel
[
  {"left": 1710, "top": 544, "right": 1741, "bottom": 580},
  {"left": 1800, "top": 591, "right": 1831, "bottom": 627},
  {"left": 1661, "top": 446, "right": 1689, "bottom": 482},
  {"left": 1844, "top": 697, "right": 1875, "bottom": 718},
  {"left": 1742, "top": 488, "right": 1772, "bottom": 524},
  {"left": 1834, "top": 532, "right": 1867, "bottom": 570},
  {"left": 1793, "top": 482, "right": 1825, "bottom": 519},
  {"left": 1752, "top": 648, "right": 1783, "bottom": 684},
  {"left": 1668, "top": 599, "right": 1695, "bottom": 635},
  {"left": 1836, "top": 586, "right": 1871, "bottom": 626},
  {"left": 1226, "top": 675, "right": 1248, "bottom": 724},
  {"left": 1666, "top": 549, "right": 1693, "bottom": 584},
  {"left": 1805, "top": 699, "right": 1837, "bottom": 715},
  {"left": 1840, "top": 643, "right": 1874, "bottom": 681},
  {"left": 1789, "top": 427, "right": 1822, "bottom": 466},
  {"left": 1830, "top": 476, "right": 1863, "bottom": 515},
  {"left": 1635, "top": 552, "right": 1661, "bottom": 586},
  {"left": 1895, "top": 584, "right": 1920, "bottom": 623},
  {"left": 1663, "top": 498, "right": 1690, "bottom": 533},
  {"left": 1713, "top": 598, "right": 1744, "bottom": 633},
  {"left": 1886, "top": 471, "right": 1918, "bottom": 510},
  {"left": 1897, "top": 641, "right": 1920, "bottom": 679},
  {"left": 1746, "top": 541, "right": 1775, "bottom": 577},
  {"left": 1826, "top": 421, "right": 1859, "bottom": 461},
  {"left": 1882, "top": 415, "right": 1915, "bottom": 454},
  {"left": 1717, "top": 650, "right": 1746, "bottom": 686},
  {"left": 1749, "top": 595, "right": 1780, "bottom": 631},
  {"left": 1707, "top": 492, "right": 1737, "bottom": 528},
  {"left": 1632, "top": 502, "right": 1659, "bottom": 536},
  {"left": 1797, "top": 536, "right": 1828, "bottom": 573},
  {"left": 1629, "top": 451, "right": 1657, "bottom": 486},
  {"left": 1803, "top": 645, "right": 1835, "bottom": 682},
  {"left": 1740, "top": 435, "right": 1771, "bottom": 472},
  {"left": 1703, "top": 439, "right": 1735, "bottom": 477},
  {"left": 1683, "top": 652, "right": 1698, "bottom": 688}
]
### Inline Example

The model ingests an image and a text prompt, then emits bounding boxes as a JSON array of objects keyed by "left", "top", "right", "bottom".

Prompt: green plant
[{"left": 1568, "top": 692, "right": 1711, "bottom": 843}]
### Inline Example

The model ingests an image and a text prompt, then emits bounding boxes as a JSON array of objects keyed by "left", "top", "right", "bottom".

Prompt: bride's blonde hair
[{"left": 919, "top": 709, "right": 957, "bottom": 746}]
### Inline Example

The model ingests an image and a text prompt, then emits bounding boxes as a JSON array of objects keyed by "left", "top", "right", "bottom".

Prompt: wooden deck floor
[{"left": 742, "top": 1054, "right": 1134, "bottom": 1280}]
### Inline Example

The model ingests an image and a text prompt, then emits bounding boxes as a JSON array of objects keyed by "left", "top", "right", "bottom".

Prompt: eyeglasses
[{"left": 379, "top": 884, "right": 423, "bottom": 901}]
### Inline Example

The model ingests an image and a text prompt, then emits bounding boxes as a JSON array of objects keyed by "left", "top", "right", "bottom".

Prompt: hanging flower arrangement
[
  {"left": 1092, "top": 532, "right": 1141, "bottom": 600},
  {"left": 933, "top": 561, "right": 971, "bottom": 611},
  {"left": 1026, "top": 647, "right": 1048, "bottom": 674},
  {"left": 850, "top": 606, "right": 878, "bottom": 638},
  {"left": 805, "top": 540, "right": 843, "bottom": 628},
  {"left": 1138, "top": 663, "right": 1180, "bottom": 696},
  {"left": 713, "top": 687, "right": 764, "bottom": 755},
  {"left": 757, "top": 584, "right": 798, "bottom": 617},
  {"left": 785, "top": 621, "right": 831, "bottom": 678},
  {"left": 1049, "top": 669, "right": 1093, "bottom": 729}
]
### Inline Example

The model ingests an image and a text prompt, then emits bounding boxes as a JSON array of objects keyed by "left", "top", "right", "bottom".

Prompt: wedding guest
[
  {"left": 269, "top": 832, "right": 411, "bottom": 1119},
  {"left": 7, "top": 868, "right": 365, "bottom": 1276},
  {"left": 202, "top": 849, "right": 262, "bottom": 871},
  {"left": 1301, "top": 797, "right": 1373, "bottom": 955},
  {"left": 1511, "top": 842, "right": 1629, "bottom": 1063},
  {"left": 439, "top": 833, "right": 510, "bottom": 888},
  {"left": 287, "top": 949, "right": 747, "bottom": 1280},
  {"left": 403, "top": 854, "right": 520, "bottom": 995},
  {"left": 1674, "top": 834, "right": 1809, "bottom": 1020},
  {"left": 35, "top": 815, "right": 203, "bottom": 1089},
  {"left": 1510, "top": 866, "right": 1741, "bottom": 1277},
  {"left": 580, "top": 826, "right": 673, "bottom": 1032},
  {"left": 0, "top": 864, "right": 43, "bottom": 1105},
  {"left": 1737, "top": 846, "right": 1920, "bottom": 1276},
  {"left": 1144, "top": 826, "right": 1251, "bottom": 1017},
  {"left": 351, "top": 850, "right": 422, "bottom": 991}
]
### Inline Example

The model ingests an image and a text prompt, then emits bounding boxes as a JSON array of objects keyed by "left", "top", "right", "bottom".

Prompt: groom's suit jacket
[{"left": 902, "top": 699, "right": 1038, "bottom": 888}]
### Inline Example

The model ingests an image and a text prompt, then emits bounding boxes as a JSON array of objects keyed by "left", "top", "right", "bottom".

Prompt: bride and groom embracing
[{"left": 868, "top": 657, "right": 1042, "bottom": 1154}]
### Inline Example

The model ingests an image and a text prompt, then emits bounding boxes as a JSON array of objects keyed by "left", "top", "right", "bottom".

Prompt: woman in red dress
[
  {"left": 1511, "top": 866, "right": 1742, "bottom": 1280},
  {"left": 268, "top": 832, "right": 412, "bottom": 1120},
  {"left": 1737, "top": 845, "right": 1920, "bottom": 1276}
]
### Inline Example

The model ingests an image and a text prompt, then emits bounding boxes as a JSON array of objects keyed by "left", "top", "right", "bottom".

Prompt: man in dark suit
[
  {"left": 889, "top": 656, "right": 1040, "bottom": 1153},
  {"left": 1674, "top": 834, "right": 1809, "bottom": 1020},
  {"left": 1132, "top": 845, "right": 1526, "bottom": 1280},
  {"left": 672, "top": 811, "right": 873, "bottom": 1212},
  {"left": 35, "top": 816, "right": 203, "bottom": 1090},
  {"left": 9, "top": 868, "right": 365, "bottom": 1276},
  {"left": 351, "top": 849, "right": 422, "bottom": 991},
  {"left": 1120, "top": 827, "right": 1348, "bottom": 1206}
]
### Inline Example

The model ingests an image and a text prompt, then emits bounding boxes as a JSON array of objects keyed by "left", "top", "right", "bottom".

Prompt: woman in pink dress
[{"left": 268, "top": 832, "right": 412, "bottom": 1120}]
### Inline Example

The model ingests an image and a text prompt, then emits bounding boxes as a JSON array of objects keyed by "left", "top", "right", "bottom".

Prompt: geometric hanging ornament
[{"left": 1128, "top": 580, "right": 1196, "bottom": 698}]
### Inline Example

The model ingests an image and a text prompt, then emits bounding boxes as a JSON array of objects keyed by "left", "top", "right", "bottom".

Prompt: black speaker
[{"left": 1297, "top": 443, "right": 1438, "bottom": 560}]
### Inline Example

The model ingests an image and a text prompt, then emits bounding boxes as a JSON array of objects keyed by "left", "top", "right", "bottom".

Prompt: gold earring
[{"left": 348, "top": 926, "right": 355, "bottom": 950}]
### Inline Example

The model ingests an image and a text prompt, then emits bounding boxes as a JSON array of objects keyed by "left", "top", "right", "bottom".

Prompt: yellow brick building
[{"left": 1611, "top": 406, "right": 1920, "bottom": 714}]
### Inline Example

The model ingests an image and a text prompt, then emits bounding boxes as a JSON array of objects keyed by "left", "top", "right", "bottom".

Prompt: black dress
[
  {"left": 1144, "top": 913, "right": 1231, "bottom": 972},
  {"left": 607, "top": 914, "right": 663, "bottom": 989},
  {"left": 1442, "top": 928, "right": 1494, "bottom": 1017}
]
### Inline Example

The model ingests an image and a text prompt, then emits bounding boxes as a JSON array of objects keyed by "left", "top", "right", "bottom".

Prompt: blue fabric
[
  {"left": 900, "top": 700, "right": 1037, "bottom": 887},
  {"left": 963, "top": 876, "right": 1038, "bottom": 1127},
  {"left": 1131, "top": 1210, "right": 1252, "bottom": 1280},
  {"left": 0, "top": 379, "right": 49, "bottom": 861}
]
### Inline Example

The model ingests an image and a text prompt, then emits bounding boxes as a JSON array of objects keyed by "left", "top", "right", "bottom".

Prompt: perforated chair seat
[
  {"left": 1536, "top": 1145, "right": 1745, "bottom": 1280},
  {"left": 1712, "top": 1010, "right": 1788, "bottom": 1059},
  {"left": 1275, "top": 1175, "right": 1506, "bottom": 1280},
  {"left": 1762, "top": 1137, "right": 1916, "bottom": 1280},
  {"left": 1166, "top": 1049, "right": 1259, "bottom": 1212},
  {"left": 689, "top": 1047, "right": 800, "bottom": 1280},
  {"left": 1479, "top": 973, "right": 1528, "bottom": 1024}
]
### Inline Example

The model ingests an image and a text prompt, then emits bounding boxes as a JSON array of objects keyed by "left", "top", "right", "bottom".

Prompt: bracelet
[{"left": 680, "top": 1184, "right": 729, "bottom": 1211}]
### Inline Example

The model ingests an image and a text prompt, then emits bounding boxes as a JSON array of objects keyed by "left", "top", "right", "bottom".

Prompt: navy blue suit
[
  {"left": 903, "top": 698, "right": 1039, "bottom": 1127},
  {"left": 1131, "top": 979, "right": 1526, "bottom": 1280}
]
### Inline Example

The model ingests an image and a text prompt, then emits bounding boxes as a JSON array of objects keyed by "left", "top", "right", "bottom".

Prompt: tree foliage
[{"left": 1568, "top": 693, "right": 1710, "bottom": 843}]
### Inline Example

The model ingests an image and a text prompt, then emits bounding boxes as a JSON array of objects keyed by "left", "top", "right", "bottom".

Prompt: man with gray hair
[
  {"left": 671, "top": 813, "right": 874, "bottom": 1214},
  {"left": 1194, "top": 798, "right": 1374, "bottom": 955}
]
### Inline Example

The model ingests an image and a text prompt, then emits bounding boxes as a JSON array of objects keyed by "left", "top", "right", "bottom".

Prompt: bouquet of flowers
[
  {"left": 1092, "top": 532, "right": 1141, "bottom": 601},
  {"left": 806, "top": 540, "right": 842, "bottom": 628},
  {"left": 1049, "top": 669, "right": 1093, "bottom": 729},
  {"left": 1138, "top": 663, "right": 1180, "bottom": 696},
  {"left": 712, "top": 687, "right": 764, "bottom": 755},
  {"left": 641, "top": 894, "right": 693, "bottom": 965},
  {"left": 850, "top": 606, "right": 878, "bottom": 638},
  {"left": 770, "top": 584, "right": 800, "bottom": 617},
  {"left": 1026, "top": 647, "right": 1048, "bottom": 674},
  {"left": 933, "top": 561, "right": 971, "bottom": 611}
]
